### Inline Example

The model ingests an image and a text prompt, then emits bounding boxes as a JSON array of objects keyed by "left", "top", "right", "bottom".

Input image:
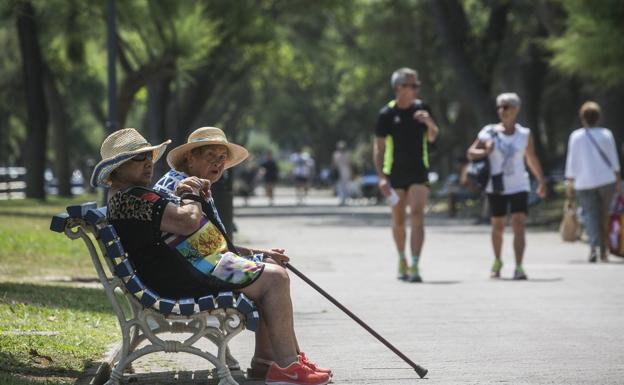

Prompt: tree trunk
[
  {"left": 430, "top": 0, "right": 497, "bottom": 125},
  {"left": 44, "top": 68, "right": 72, "bottom": 197},
  {"left": 16, "top": 0, "right": 48, "bottom": 200},
  {"left": 147, "top": 71, "right": 173, "bottom": 178},
  {"left": 520, "top": 42, "right": 549, "bottom": 172}
]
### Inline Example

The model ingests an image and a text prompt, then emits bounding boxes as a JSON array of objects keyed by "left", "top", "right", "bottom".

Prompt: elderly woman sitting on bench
[{"left": 91, "top": 128, "right": 331, "bottom": 385}]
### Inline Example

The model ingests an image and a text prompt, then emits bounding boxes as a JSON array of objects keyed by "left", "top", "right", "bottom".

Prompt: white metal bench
[{"left": 50, "top": 202, "right": 259, "bottom": 385}]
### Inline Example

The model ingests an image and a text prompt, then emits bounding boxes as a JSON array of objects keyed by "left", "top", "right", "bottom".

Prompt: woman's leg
[
  {"left": 577, "top": 188, "right": 601, "bottom": 259},
  {"left": 491, "top": 216, "right": 506, "bottom": 260},
  {"left": 240, "top": 264, "right": 298, "bottom": 367},
  {"left": 597, "top": 183, "right": 616, "bottom": 260},
  {"left": 253, "top": 315, "right": 274, "bottom": 361},
  {"left": 510, "top": 212, "right": 527, "bottom": 266}
]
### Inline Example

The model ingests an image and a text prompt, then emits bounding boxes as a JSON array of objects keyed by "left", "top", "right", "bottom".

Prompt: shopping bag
[
  {"left": 608, "top": 194, "right": 624, "bottom": 257},
  {"left": 466, "top": 158, "right": 490, "bottom": 191},
  {"left": 560, "top": 200, "right": 579, "bottom": 242}
]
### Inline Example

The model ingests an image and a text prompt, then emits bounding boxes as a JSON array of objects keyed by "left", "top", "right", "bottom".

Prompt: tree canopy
[{"left": 1, "top": 0, "right": 621, "bottom": 199}]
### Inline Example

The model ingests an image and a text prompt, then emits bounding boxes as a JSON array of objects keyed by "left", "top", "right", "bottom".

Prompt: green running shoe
[
  {"left": 490, "top": 259, "right": 502, "bottom": 279},
  {"left": 408, "top": 265, "right": 422, "bottom": 283},
  {"left": 397, "top": 258, "right": 408, "bottom": 280},
  {"left": 513, "top": 265, "right": 527, "bottom": 280}
]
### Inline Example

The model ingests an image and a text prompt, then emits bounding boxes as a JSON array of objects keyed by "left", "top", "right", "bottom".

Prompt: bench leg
[
  {"left": 226, "top": 345, "right": 241, "bottom": 371},
  {"left": 103, "top": 366, "right": 123, "bottom": 385},
  {"left": 216, "top": 365, "right": 240, "bottom": 385}
]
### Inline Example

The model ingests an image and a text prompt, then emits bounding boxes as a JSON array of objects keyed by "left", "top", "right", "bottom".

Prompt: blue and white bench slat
[
  {"left": 98, "top": 225, "right": 118, "bottom": 244},
  {"left": 85, "top": 207, "right": 107, "bottom": 225},
  {"left": 198, "top": 295, "right": 216, "bottom": 311},
  {"left": 114, "top": 259, "right": 134, "bottom": 278},
  {"left": 125, "top": 275, "right": 145, "bottom": 294},
  {"left": 245, "top": 311, "right": 260, "bottom": 332},
  {"left": 157, "top": 298, "right": 176, "bottom": 314},
  {"left": 67, "top": 202, "right": 97, "bottom": 219},
  {"left": 216, "top": 292, "right": 235, "bottom": 308},
  {"left": 139, "top": 288, "right": 159, "bottom": 308},
  {"left": 50, "top": 213, "right": 70, "bottom": 233},
  {"left": 235, "top": 294, "right": 255, "bottom": 314},
  {"left": 179, "top": 298, "right": 196, "bottom": 316},
  {"left": 105, "top": 240, "right": 126, "bottom": 259}
]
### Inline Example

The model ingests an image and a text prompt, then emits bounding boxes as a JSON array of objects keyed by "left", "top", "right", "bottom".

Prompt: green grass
[
  {"left": 0, "top": 194, "right": 119, "bottom": 383},
  {"left": 0, "top": 194, "right": 101, "bottom": 279}
]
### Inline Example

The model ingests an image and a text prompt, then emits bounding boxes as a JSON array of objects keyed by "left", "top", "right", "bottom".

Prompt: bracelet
[{"left": 180, "top": 193, "right": 204, "bottom": 204}]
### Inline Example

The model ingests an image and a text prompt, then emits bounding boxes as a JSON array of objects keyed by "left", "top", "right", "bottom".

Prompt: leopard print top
[{"left": 108, "top": 190, "right": 156, "bottom": 221}]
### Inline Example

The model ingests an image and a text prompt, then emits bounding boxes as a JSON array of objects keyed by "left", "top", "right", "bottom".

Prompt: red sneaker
[
  {"left": 299, "top": 352, "right": 333, "bottom": 377},
  {"left": 265, "top": 357, "right": 330, "bottom": 385}
]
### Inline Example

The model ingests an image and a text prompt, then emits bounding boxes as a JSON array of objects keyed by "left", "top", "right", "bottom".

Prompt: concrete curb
[{"left": 75, "top": 343, "right": 120, "bottom": 385}]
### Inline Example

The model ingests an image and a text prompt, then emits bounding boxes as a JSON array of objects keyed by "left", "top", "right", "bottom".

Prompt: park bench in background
[{"left": 50, "top": 202, "right": 259, "bottom": 385}]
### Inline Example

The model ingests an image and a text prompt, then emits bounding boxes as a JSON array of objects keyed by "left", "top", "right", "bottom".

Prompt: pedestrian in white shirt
[
  {"left": 467, "top": 92, "right": 546, "bottom": 280},
  {"left": 565, "top": 101, "right": 622, "bottom": 262}
]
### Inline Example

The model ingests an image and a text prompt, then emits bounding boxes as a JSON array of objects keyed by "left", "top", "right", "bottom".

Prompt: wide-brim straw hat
[
  {"left": 90, "top": 128, "right": 171, "bottom": 188},
  {"left": 166, "top": 127, "right": 249, "bottom": 171}
]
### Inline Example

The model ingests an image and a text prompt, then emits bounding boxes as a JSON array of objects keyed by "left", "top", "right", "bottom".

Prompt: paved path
[{"left": 126, "top": 189, "right": 624, "bottom": 384}]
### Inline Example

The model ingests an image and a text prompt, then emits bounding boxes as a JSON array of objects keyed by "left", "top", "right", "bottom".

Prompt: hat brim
[
  {"left": 166, "top": 140, "right": 249, "bottom": 171},
  {"left": 90, "top": 140, "right": 171, "bottom": 188}
]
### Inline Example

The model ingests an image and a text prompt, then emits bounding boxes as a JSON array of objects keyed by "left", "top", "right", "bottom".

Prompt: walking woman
[
  {"left": 467, "top": 93, "right": 546, "bottom": 279},
  {"left": 565, "top": 101, "right": 622, "bottom": 262}
]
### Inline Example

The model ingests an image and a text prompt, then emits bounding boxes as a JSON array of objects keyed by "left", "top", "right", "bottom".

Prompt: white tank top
[{"left": 478, "top": 123, "right": 531, "bottom": 194}]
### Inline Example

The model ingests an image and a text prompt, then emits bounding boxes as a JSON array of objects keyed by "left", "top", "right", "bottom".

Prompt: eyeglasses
[
  {"left": 401, "top": 82, "right": 421, "bottom": 90},
  {"left": 497, "top": 104, "right": 512, "bottom": 110},
  {"left": 130, "top": 152, "right": 153, "bottom": 162}
]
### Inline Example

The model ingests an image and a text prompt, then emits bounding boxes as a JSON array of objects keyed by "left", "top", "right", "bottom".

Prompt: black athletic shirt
[{"left": 375, "top": 99, "right": 434, "bottom": 179}]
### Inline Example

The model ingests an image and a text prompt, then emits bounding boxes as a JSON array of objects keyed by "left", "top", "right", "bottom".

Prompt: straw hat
[
  {"left": 90, "top": 128, "right": 171, "bottom": 188},
  {"left": 166, "top": 127, "right": 249, "bottom": 171}
]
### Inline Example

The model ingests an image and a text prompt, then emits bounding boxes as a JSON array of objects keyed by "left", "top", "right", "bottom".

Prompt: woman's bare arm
[{"left": 160, "top": 200, "right": 203, "bottom": 236}]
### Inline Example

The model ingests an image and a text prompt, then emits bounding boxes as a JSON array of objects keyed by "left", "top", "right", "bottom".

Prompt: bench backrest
[{"left": 50, "top": 202, "right": 258, "bottom": 330}]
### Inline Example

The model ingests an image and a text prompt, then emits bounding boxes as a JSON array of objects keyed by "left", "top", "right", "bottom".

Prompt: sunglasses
[
  {"left": 130, "top": 152, "right": 153, "bottom": 162},
  {"left": 497, "top": 104, "right": 512, "bottom": 110},
  {"left": 401, "top": 82, "right": 421, "bottom": 90}
]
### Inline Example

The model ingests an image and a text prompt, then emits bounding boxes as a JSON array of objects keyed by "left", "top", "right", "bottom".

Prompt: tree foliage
[
  {"left": 0, "top": 0, "right": 622, "bottom": 200},
  {"left": 548, "top": 0, "right": 624, "bottom": 88}
]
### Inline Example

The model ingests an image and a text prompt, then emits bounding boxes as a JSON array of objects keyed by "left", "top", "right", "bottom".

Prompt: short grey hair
[
  {"left": 496, "top": 92, "right": 521, "bottom": 108},
  {"left": 391, "top": 67, "right": 418, "bottom": 89}
]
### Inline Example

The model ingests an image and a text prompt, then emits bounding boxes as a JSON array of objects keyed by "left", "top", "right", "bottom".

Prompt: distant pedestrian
[
  {"left": 467, "top": 92, "right": 546, "bottom": 280},
  {"left": 238, "top": 157, "right": 259, "bottom": 207},
  {"left": 291, "top": 149, "right": 315, "bottom": 205},
  {"left": 332, "top": 141, "right": 352, "bottom": 206},
  {"left": 260, "top": 151, "right": 279, "bottom": 206},
  {"left": 565, "top": 101, "right": 621, "bottom": 262},
  {"left": 374, "top": 67, "right": 439, "bottom": 282}
]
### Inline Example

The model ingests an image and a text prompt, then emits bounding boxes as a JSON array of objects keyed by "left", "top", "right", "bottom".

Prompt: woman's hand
[
  {"left": 176, "top": 177, "right": 211, "bottom": 198},
  {"left": 258, "top": 248, "right": 289, "bottom": 266},
  {"left": 565, "top": 180, "right": 574, "bottom": 200}
]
